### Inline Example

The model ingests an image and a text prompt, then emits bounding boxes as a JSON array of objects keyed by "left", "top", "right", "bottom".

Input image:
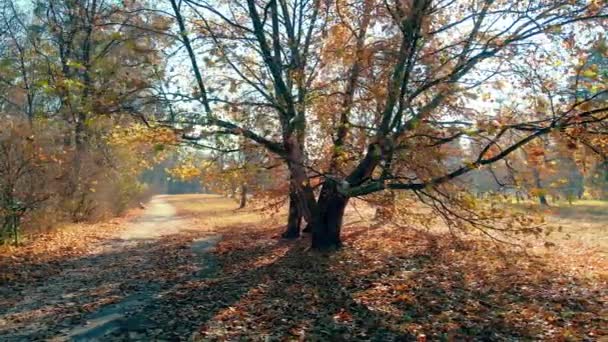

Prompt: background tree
[{"left": 0, "top": 0, "right": 176, "bottom": 242}]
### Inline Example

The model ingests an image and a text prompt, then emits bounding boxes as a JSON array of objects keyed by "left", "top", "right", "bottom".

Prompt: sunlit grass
[
  {"left": 166, "top": 194, "right": 607, "bottom": 251},
  {"left": 162, "top": 194, "right": 279, "bottom": 232},
  {"left": 503, "top": 199, "right": 607, "bottom": 253},
  {"left": 548, "top": 199, "right": 608, "bottom": 217}
]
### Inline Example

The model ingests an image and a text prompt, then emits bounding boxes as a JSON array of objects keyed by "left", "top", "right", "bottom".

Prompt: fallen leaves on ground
[
  {"left": 1, "top": 196, "right": 606, "bottom": 341},
  {"left": 0, "top": 217, "right": 214, "bottom": 340},
  {"left": 0, "top": 208, "right": 142, "bottom": 290},
  {"left": 176, "top": 223, "right": 607, "bottom": 341}
]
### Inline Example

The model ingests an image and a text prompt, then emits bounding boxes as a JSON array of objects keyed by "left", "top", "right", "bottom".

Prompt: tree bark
[
  {"left": 532, "top": 167, "right": 549, "bottom": 206},
  {"left": 284, "top": 137, "right": 321, "bottom": 233},
  {"left": 306, "top": 143, "right": 383, "bottom": 250},
  {"left": 281, "top": 190, "right": 302, "bottom": 238},
  {"left": 302, "top": 222, "right": 312, "bottom": 233},
  {"left": 238, "top": 183, "right": 247, "bottom": 209},
  {"left": 310, "top": 181, "right": 349, "bottom": 250}
]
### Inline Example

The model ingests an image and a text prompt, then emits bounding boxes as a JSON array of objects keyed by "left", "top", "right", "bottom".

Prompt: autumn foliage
[
  {"left": 164, "top": 0, "right": 608, "bottom": 249},
  {"left": 0, "top": 0, "right": 607, "bottom": 338}
]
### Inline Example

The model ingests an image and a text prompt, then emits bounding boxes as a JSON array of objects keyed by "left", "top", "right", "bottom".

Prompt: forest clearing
[{"left": 1, "top": 0, "right": 608, "bottom": 340}]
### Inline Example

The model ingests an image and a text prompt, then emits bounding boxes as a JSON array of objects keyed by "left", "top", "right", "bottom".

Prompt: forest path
[{"left": 0, "top": 195, "right": 221, "bottom": 341}]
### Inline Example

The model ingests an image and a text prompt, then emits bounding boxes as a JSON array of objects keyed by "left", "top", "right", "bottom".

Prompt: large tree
[{"left": 167, "top": 0, "right": 608, "bottom": 249}]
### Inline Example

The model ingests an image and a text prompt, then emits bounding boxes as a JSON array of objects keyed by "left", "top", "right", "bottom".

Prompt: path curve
[{"left": 0, "top": 195, "right": 221, "bottom": 341}]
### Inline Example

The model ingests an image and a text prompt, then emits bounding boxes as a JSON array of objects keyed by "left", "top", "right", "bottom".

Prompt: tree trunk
[
  {"left": 238, "top": 183, "right": 247, "bottom": 209},
  {"left": 281, "top": 190, "right": 302, "bottom": 238},
  {"left": 284, "top": 139, "right": 321, "bottom": 235},
  {"left": 532, "top": 168, "right": 549, "bottom": 206},
  {"left": 305, "top": 143, "right": 383, "bottom": 250},
  {"left": 311, "top": 182, "right": 349, "bottom": 250},
  {"left": 515, "top": 191, "right": 523, "bottom": 203}
]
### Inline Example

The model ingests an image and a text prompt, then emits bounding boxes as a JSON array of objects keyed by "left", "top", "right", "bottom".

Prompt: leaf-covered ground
[
  {"left": 0, "top": 194, "right": 606, "bottom": 341},
  {"left": 183, "top": 216, "right": 607, "bottom": 340}
]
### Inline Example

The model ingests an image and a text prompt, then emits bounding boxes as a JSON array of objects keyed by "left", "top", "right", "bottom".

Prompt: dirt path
[
  {"left": 119, "top": 197, "right": 181, "bottom": 240},
  {"left": 0, "top": 196, "right": 221, "bottom": 341}
]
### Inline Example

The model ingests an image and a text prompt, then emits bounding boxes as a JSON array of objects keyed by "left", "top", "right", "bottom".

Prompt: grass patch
[
  {"left": 507, "top": 200, "right": 608, "bottom": 251},
  {"left": 161, "top": 194, "right": 278, "bottom": 231}
]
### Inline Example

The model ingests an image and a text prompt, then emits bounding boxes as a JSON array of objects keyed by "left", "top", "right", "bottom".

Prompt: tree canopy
[{"left": 164, "top": 0, "right": 608, "bottom": 249}]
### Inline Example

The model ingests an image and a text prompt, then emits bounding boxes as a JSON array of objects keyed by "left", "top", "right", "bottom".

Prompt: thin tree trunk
[
  {"left": 12, "top": 214, "right": 19, "bottom": 246},
  {"left": 539, "top": 194, "right": 549, "bottom": 206},
  {"left": 532, "top": 168, "right": 549, "bottom": 206},
  {"left": 516, "top": 191, "right": 523, "bottom": 203},
  {"left": 238, "top": 183, "right": 247, "bottom": 209}
]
